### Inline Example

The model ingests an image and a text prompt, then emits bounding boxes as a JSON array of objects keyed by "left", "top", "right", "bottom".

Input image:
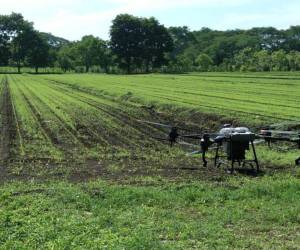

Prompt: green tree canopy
[
  {"left": 0, "top": 13, "right": 34, "bottom": 72},
  {"left": 26, "top": 31, "right": 50, "bottom": 73},
  {"left": 110, "top": 14, "right": 173, "bottom": 73},
  {"left": 196, "top": 53, "right": 213, "bottom": 71}
]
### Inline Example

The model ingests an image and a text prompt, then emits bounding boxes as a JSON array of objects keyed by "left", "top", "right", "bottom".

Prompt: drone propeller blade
[
  {"left": 150, "top": 136, "right": 169, "bottom": 142},
  {"left": 260, "top": 129, "right": 299, "bottom": 135},
  {"left": 137, "top": 119, "right": 197, "bottom": 133},
  {"left": 186, "top": 150, "right": 202, "bottom": 156},
  {"left": 186, "top": 146, "right": 219, "bottom": 156},
  {"left": 176, "top": 127, "right": 197, "bottom": 133},
  {"left": 137, "top": 119, "right": 172, "bottom": 128},
  {"left": 207, "top": 133, "right": 222, "bottom": 139},
  {"left": 177, "top": 140, "right": 200, "bottom": 148},
  {"left": 181, "top": 134, "right": 203, "bottom": 139},
  {"left": 260, "top": 135, "right": 293, "bottom": 141},
  {"left": 181, "top": 132, "right": 223, "bottom": 140},
  {"left": 253, "top": 139, "right": 266, "bottom": 145}
]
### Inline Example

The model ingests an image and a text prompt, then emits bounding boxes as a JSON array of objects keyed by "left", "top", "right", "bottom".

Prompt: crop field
[
  {"left": 1, "top": 72, "right": 300, "bottom": 248},
  {"left": 5, "top": 74, "right": 192, "bottom": 180},
  {"left": 0, "top": 72, "right": 299, "bottom": 179},
  {"left": 42, "top": 72, "right": 300, "bottom": 124}
]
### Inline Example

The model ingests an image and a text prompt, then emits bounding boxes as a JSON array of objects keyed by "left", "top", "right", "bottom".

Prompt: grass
[
  {"left": 1, "top": 175, "right": 300, "bottom": 249},
  {"left": 1, "top": 72, "right": 300, "bottom": 248}
]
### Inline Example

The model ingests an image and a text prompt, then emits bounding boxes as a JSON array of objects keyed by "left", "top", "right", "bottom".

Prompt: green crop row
[
  {"left": 7, "top": 74, "right": 194, "bottom": 178},
  {"left": 4, "top": 73, "right": 300, "bottom": 178},
  {"left": 39, "top": 73, "right": 300, "bottom": 126}
]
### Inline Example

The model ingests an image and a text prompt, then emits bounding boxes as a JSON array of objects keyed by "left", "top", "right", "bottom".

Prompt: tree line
[
  {"left": 172, "top": 26, "right": 300, "bottom": 72},
  {"left": 1, "top": 12, "right": 300, "bottom": 73}
]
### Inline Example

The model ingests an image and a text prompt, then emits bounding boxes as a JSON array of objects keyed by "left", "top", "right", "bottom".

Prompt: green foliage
[
  {"left": 166, "top": 26, "right": 300, "bottom": 72},
  {"left": 26, "top": 31, "right": 50, "bottom": 73},
  {"left": 7, "top": 17, "right": 35, "bottom": 72},
  {"left": 272, "top": 49, "right": 289, "bottom": 71},
  {"left": 253, "top": 50, "right": 271, "bottom": 71},
  {"left": 40, "top": 32, "right": 69, "bottom": 49},
  {"left": 0, "top": 176, "right": 300, "bottom": 248},
  {"left": 2, "top": 12, "right": 300, "bottom": 73},
  {"left": 195, "top": 53, "right": 213, "bottom": 71},
  {"left": 0, "top": 13, "right": 52, "bottom": 73},
  {"left": 168, "top": 26, "right": 195, "bottom": 60},
  {"left": 73, "top": 35, "right": 110, "bottom": 73},
  {"left": 57, "top": 45, "right": 75, "bottom": 72},
  {"left": 1, "top": 72, "right": 300, "bottom": 249},
  {"left": 110, "top": 14, "right": 173, "bottom": 73}
]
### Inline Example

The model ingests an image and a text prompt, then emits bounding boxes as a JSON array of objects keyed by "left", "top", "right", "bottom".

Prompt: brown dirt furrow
[
  {"left": 20, "top": 81, "right": 130, "bottom": 148},
  {"left": 21, "top": 92, "right": 60, "bottom": 145},
  {"left": 19, "top": 83, "right": 91, "bottom": 149},
  {"left": 0, "top": 76, "right": 18, "bottom": 181},
  {"left": 46, "top": 79, "right": 210, "bottom": 132},
  {"left": 46, "top": 82, "right": 169, "bottom": 142}
]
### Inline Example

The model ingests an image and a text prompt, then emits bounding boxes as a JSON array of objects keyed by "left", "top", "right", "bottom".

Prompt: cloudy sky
[{"left": 0, "top": 0, "right": 299, "bottom": 41}]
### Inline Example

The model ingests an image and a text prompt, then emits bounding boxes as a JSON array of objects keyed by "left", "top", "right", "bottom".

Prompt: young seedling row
[
  {"left": 3, "top": 74, "right": 203, "bottom": 178},
  {"left": 41, "top": 73, "right": 300, "bottom": 124},
  {"left": 1, "top": 73, "right": 299, "bottom": 179}
]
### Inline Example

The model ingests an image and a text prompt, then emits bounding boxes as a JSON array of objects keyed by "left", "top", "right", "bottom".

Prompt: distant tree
[
  {"left": 272, "top": 49, "right": 288, "bottom": 71},
  {"left": 253, "top": 50, "right": 271, "bottom": 71},
  {"left": 286, "top": 50, "right": 300, "bottom": 71},
  {"left": 206, "top": 37, "right": 237, "bottom": 65},
  {"left": 0, "top": 13, "right": 34, "bottom": 72},
  {"left": 295, "top": 52, "right": 300, "bottom": 70},
  {"left": 168, "top": 55, "right": 193, "bottom": 73},
  {"left": 26, "top": 31, "right": 50, "bottom": 73},
  {"left": 234, "top": 47, "right": 255, "bottom": 71},
  {"left": 110, "top": 14, "right": 173, "bottom": 73},
  {"left": 168, "top": 26, "right": 195, "bottom": 60},
  {"left": 3, "top": 12, "right": 300, "bottom": 73},
  {"left": 141, "top": 17, "right": 173, "bottom": 72},
  {"left": 248, "top": 27, "right": 285, "bottom": 51},
  {"left": 40, "top": 32, "right": 69, "bottom": 49},
  {"left": 57, "top": 38, "right": 112, "bottom": 73},
  {"left": 110, "top": 14, "right": 143, "bottom": 74},
  {"left": 40, "top": 32, "right": 70, "bottom": 68},
  {"left": 183, "top": 45, "right": 199, "bottom": 67},
  {"left": 283, "top": 26, "right": 300, "bottom": 52},
  {"left": 0, "top": 15, "right": 10, "bottom": 66},
  {"left": 0, "top": 37, "right": 10, "bottom": 66},
  {"left": 57, "top": 45, "right": 75, "bottom": 72},
  {"left": 195, "top": 53, "right": 213, "bottom": 71},
  {"left": 93, "top": 40, "right": 112, "bottom": 73},
  {"left": 10, "top": 25, "right": 35, "bottom": 73},
  {"left": 74, "top": 35, "right": 99, "bottom": 72}
]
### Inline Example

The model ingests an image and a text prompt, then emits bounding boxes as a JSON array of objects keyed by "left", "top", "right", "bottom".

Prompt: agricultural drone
[{"left": 138, "top": 120, "right": 300, "bottom": 173}]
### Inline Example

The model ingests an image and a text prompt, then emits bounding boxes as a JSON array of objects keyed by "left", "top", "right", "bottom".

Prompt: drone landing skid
[{"left": 214, "top": 141, "right": 260, "bottom": 174}]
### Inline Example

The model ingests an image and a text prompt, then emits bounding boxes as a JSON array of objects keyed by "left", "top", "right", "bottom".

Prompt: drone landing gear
[
  {"left": 202, "top": 151, "right": 208, "bottom": 167},
  {"left": 214, "top": 141, "right": 260, "bottom": 174},
  {"left": 201, "top": 134, "right": 214, "bottom": 167},
  {"left": 250, "top": 141, "right": 260, "bottom": 172},
  {"left": 169, "top": 127, "right": 179, "bottom": 147}
]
